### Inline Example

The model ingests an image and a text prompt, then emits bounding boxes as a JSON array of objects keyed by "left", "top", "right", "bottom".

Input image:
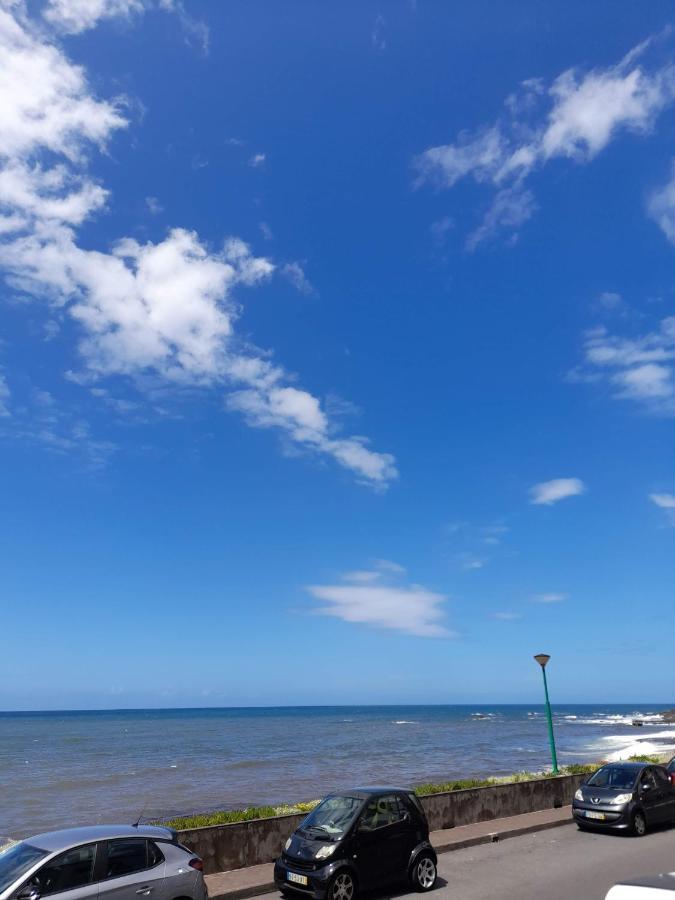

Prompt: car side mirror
[
  {"left": 641, "top": 783, "right": 651, "bottom": 792},
  {"left": 16, "top": 887, "right": 40, "bottom": 900},
  {"left": 401, "top": 811, "right": 410, "bottom": 823}
]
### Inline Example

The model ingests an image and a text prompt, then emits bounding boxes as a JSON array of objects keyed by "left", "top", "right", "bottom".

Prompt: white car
[{"left": 606, "top": 874, "right": 675, "bottom": 898}]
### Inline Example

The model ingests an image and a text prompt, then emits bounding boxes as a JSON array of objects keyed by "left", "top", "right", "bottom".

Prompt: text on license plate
[
  {"left": 585, "top": 811, "right": 605, "bottom": 820},
  {"left": 287, "top": 873, "right": 309, "bottom": 886}
]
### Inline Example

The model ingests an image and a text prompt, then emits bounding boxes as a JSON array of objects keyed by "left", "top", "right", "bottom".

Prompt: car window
[
  {"left": 104, "top": 841, "right": 148, "bottom": 879},
  {"left": 147, "top": 843, "right": 164, "bottom": 869},
  {"left": 300, "top": 796, "right": 363, "bottom": 839},
  {"left": 406, "top": 793, "right": 425, "bottom": 818},
  {"left": 641, "top": 770, "right": 657, "bottom": 791},
  {"left": 653, "top": 768, "right": 671, "bottom": 789},
  {"left": 30, "top": 845, "right": 96, "bottom": 896},
  {"left": 587, "top": 766, "right": 637, "bottom": 790},
  {"left": 0, "top": 842, "right": 48, "bottom": 895},
  {"left": 359, "top": 795, "right": 403, "bottom": 830}
]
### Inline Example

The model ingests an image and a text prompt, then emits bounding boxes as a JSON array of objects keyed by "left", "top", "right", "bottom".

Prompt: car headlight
[
  {"left": 284, "top": 838, "right": 292, "bottom": 851},
  {"left": 609, "top": 793, "right": 633, "bottom": 805},
  {"left": 574, "top": 789, "right": 584, "bottom": 801},
  {"left": 315, "top": 844, "right": 336, "bottom": 860}
]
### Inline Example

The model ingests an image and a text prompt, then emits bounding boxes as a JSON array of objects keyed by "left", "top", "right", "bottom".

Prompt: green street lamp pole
[{"left": 534, "top": 653, "right": 559, "bottom": 774}]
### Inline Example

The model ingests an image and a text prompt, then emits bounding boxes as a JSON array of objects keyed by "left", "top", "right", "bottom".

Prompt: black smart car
[
  {"left": 274, "top": 786, "right": 437, "bottom": 900},
  {"left": 572, "top": 761, "right": 675, "bottom": 835}
]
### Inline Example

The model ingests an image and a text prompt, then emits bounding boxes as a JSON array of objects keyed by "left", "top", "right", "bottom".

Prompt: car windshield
[
  {"left": 587, "top": 766, "right": 638, "bottom": 790},
  {"left": 300, "top": 796, "right": 363, "bottom": 840},
  {"left": 0, "top": 841, "right": 48, "bottom": 894}
]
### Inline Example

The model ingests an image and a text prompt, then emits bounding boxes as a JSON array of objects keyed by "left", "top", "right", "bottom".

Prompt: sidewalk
[{"left": 205, "top": 805, "right": 573, "bottom": 900}]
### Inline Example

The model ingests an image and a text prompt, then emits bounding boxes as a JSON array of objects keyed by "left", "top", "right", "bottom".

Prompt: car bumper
[
  {"left": 572, "top": 802, "right": 633, "bottom": 830},
  {"left": 274, "top": 858, "right": 339, "bottom": 900}
]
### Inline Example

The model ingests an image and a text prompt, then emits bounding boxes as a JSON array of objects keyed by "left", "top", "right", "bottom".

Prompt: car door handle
[{"left": 136, "top": 889, "right": 153, "bottom": 895}]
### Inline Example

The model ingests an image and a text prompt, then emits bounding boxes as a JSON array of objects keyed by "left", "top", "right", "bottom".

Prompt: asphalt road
[{"left": 258, "top": 822, "right": 675, "bottom": 900}]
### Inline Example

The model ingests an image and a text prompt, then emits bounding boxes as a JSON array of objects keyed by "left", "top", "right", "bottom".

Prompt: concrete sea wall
[{"left": 177, "top": 773, "right": 587, "bottom": 875}]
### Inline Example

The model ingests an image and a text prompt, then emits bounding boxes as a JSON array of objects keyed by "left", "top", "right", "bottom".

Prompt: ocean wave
[
  {"left": 606, "top": 740, "right": 675, "bottom": 762},
  {"left": 392, "top": 720, "right": 417, "bottom": 725}
]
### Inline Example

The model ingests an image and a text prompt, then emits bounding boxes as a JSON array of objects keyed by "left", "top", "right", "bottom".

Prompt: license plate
[
  {"left": 287, "top": 873, "right": 309, "bottom": 886},
  {"left": 585, "top": 811, "right": 605, "bottom": 820}
]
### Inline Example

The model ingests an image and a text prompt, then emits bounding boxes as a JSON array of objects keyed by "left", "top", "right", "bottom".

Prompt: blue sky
[{"left": 1, "top": 0, "right": 675, "bottom": 710}]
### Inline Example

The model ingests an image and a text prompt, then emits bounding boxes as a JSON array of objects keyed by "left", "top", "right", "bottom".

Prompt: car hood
[
  {"left": 578, "top": 785, "right": 634, "bottom": 802},
  {"left": 285, "top": 832, "right": 341, "bottom": 861}
]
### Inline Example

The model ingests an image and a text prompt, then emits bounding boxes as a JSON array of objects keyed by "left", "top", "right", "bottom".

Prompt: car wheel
[
  {"left": 411, "top": 854, "right": 437, "bottom": 892},
  {"left": 632, "top": 811, "right": 647, "bottom": 837},
  {"left": 327, "top": 871, "right": 356, "bottom": 900}
]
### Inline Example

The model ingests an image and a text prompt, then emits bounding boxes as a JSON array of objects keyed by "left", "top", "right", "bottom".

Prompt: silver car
[{"left": 0, "top": 826, "right": 207, "bottom": 900}]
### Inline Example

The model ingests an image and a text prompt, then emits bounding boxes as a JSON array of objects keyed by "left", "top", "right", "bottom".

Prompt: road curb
[
  {"left": 206, "top": 815, "right": 573, "bottom": 900},
  {"left": 433, "top": 815, "right": 572, "bottom": 853}
]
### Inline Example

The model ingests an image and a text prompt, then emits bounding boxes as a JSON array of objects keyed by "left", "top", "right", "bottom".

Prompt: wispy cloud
[
  {"left": 574, "top": 320, "right": 675, "bottom": 413},
  {"left": 532, "top": 592, "right": 568, "bottom": 604},
  {"left": 248, "top": 153, "right": 266, "bottom": 168},
  {"left": 371, "top": 13, "right": 386, "bottom": 53},
  {"left": 306, "top": 562, "right": 452, "bottom": 638},
  {"left": 0, "top": 374, "right": 10, "bottom": 417},
  {"left": 649, "top": 492, "right": 675, "bottom": 524},
  {"left": 491, "top": 611, "right": 522, "bottom": 621},
  {"left": 44, "top": 0, "right": 209, "bottom": 51},
  {"left": 529, "top": 478, "right": 585, "bottom": 505},
  {"left": 650, "top": 492, "right": 675, "bottom": 508},
  {"left": 145, "top": 196, "right": 163, "bottom": 215},
  {"left": 415, "top": 36, "right": 675, "bottom": 248},
  {"left": 282, "top": 262, "right": 315, "bottom": 296},
  {"left": 0, "top": 4, "right": 397, "bottom": 488}
]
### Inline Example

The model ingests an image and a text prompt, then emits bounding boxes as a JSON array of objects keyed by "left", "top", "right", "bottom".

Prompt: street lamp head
[{"left": 534, "top": 653, "right": 551, "bottom": 668}]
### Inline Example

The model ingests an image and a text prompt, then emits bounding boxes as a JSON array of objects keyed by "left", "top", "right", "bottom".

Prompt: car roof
[
  {"left": 26, "top": 825, "right": 175, "bottom": 852},
  {"left": 601, "top": 761, "right": 649, "bottom": 769}
]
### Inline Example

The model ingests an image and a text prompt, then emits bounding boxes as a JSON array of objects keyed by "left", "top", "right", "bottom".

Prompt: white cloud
[
  {"left": 306, "top": 573, "right": 452, "bottom": 638},
  {"left": 44, "top": 0, "right": 209, "bottom": 52},
  {"left": 372, "top": 558, "right": 407, "bottom": 575},
  {"left": 529, "top": 478, "right": 585, "bottom": 505},
  {"left": 0, "top": 373, "right": 10, "bottom": 417},
  {"left": 145, "top": 196, "right": 163, "bottom": 215},
  {"left": 371, "top": 13, "right": 386, "bottom": 53},
  {"left": 648, "top": 161, "right": 675, "bottom": 244},
  {"left": 0, "top": 4, "right": 397, "bottom": 487},
  {"left": 342, "top": 570, "right": 381, "bottom": 583},
  {"left": 248, "top": 153, "right": 266, "bottom": 168},
  {"left": 649, "top": 492, "right": 675, "bottom": 509},
  {"left": 44, "top": 0, "right": 144, "bottom": 33},
  {"left": 576, "top": 320, "right": 675, "bottom": 413},
  {"left": 532, "top": 592, "right": 567, "bottom": 604},
  {"left": 282, "top": 262, "right": 315, "bottom": 296},
  {"left": 415, "top": 37, "right": 675, "bottom": 247}
]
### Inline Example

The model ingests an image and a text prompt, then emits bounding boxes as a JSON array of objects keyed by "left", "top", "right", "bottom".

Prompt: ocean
[{"left": 2, "top": 704, "right": 675, "bottom": 838}]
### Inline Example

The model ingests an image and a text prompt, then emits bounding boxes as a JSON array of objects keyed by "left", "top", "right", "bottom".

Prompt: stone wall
[{"left": 177, "top": 774, "right": 586, "bottom": 875}]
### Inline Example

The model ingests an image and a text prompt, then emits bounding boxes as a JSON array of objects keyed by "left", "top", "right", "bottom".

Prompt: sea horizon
[{"left": 3, "top": 703, "right": 675, "bottom": 838}]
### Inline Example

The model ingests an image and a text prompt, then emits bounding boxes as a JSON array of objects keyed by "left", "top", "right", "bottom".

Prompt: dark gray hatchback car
[
  {"left": 572, "top": 762, "right": 675, "bottom": 835},
  {"left": 275, "top": 787, "right": 437, "bottom": 900}
]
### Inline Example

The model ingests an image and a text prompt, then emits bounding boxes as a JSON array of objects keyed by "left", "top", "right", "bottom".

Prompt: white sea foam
[
  {"left": 606, "top": 741, "right": 675, "bottom": 762},
  {"left": 392, "top": 720, "right": 417, "bottom": 725}
]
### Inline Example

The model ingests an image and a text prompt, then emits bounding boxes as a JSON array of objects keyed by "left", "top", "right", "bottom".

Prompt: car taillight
[{"left": 189, "top": 859, "right": 204, "bottom": 872}]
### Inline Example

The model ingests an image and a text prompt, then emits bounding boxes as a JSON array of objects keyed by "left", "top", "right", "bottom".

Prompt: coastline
[{"left": 161, "top": 753, "right": 671, "bottom": 830}]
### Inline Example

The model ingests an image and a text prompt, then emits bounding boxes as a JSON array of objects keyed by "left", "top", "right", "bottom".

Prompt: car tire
[
  {"left": 632, "top": 811, "right": 647, "bottom": 837},
  {"left": 327, "top": 870, "right": 356, "bottom": 900},
  {"left": 410, "top": 854, "right": 437, "bottom": 892}
]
